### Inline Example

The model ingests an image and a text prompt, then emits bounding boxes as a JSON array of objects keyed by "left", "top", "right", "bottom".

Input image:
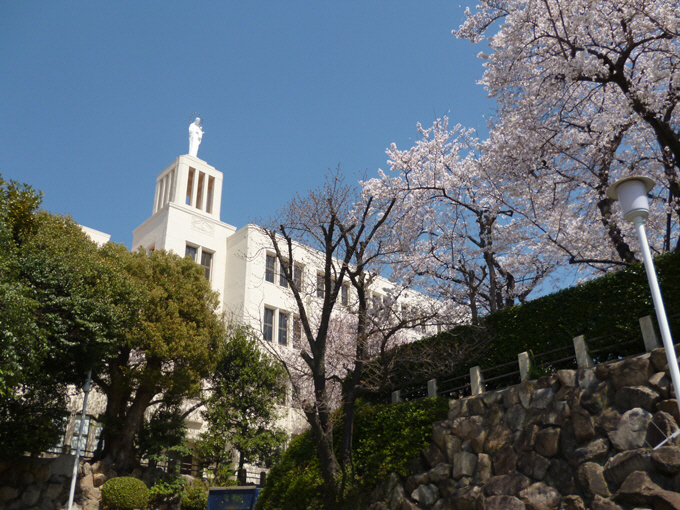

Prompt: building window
[
  {"left": 200, "top": 251, "right": 213, "bottom": 281},
  {"left": 278, "top": 312, "right": 288, "bottom": 346},
  {"left": 185, "top": 245, "right": 197, "bottom": 261},
  {"left": 293, "top": 265, "right": 303, "bottom": 289},
  {"left": 279, "top": 260, "right": 289, "bottom": 288},
  {"left": 263, "top": 308, "right": 274, "bottom": 341},
  {"left": 293, "top": 316, "right": 302, "bottom": 347},
  {"left": 316, "top": 274, "right": 325, "bottom": 298},
  {"left": 341, "top": 284, "right": 349, "bottom": 306},
  {"left": 265, "top": 255, "right": 275, "bottom": 283}
]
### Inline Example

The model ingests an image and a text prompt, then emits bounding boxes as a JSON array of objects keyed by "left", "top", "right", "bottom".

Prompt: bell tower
[{"left": 152, "top": 154, "right": 223, "bottom": 219}]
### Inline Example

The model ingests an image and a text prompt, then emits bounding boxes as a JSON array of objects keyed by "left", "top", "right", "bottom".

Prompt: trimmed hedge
[
  {"left": 256, "top": 398, "right": 449, "bottom": 510},
  {"left": 364, "top": 250, "right": 680, "bottom": 398},
  {"left": 101, "top": 477, "right": 149, "bottom": 510}
]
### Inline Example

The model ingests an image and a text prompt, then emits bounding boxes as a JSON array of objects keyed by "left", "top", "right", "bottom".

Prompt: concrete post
[
  {"left": 518, "top": 351, "right": 531, "bottom": 381},
  {"left": 260, "top": 471, "right": 267, "bottom": 487},
  {"left": 470, "top": 366, "right": 485, "bottom": 395},
  {"left": 427, "top": 379, "right": 438, "bottom": 398},
  {"left": 573, "top": 335, "right": 594, "bottom": 369},
  {"left": 391, "top": 390, "right": 401, "bottom": 403},
  {"left": 639, "top": 315, "right": 662, "bottom": 352},
  {"left": 238, "top": 468, "right": 247, "bottom": 485}
]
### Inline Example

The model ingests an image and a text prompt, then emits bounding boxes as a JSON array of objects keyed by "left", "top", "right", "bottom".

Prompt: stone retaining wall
[
  {"left": 371, "top": 347, "right": 680, "bottom": 510},
  {"left": 0, "top": 456, "right": 117, "bottom": 510}
]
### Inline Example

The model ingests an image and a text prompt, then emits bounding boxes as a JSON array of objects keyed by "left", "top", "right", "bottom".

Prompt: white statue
[{"left": 188, "top": 117, "right": 204, "bottom": 157}]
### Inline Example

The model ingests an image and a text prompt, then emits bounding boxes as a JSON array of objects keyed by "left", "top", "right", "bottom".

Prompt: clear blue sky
[{"left": 1, "top": 2, "right": 493, "bottom": 247}]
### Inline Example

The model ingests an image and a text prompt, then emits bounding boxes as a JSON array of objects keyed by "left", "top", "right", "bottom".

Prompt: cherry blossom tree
[
  {"left": 455, "top": 0, "right": 680, "bottom": 262},
  {"left": 363, "top": 118, "right": 558, "bottom": 322},
  {"left": 257, "top": 172, "right": 445, "bottom": 507}
]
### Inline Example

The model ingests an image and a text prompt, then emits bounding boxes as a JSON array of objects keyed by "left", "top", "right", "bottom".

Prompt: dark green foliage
[
  {"left": 101, "top": 477, "right": 149, "bottom": 510},
  {"left": 352, "top": 398, "right": 449, "bottom": 487},
  {"left": 256, "top": 398, "right": 448, "bottom": 510},
  {"left": 1, "top": 176, "right": 135, "bottom": 457},
  {"left": 198, "top": 325, "right": 288, "bottom": 471},
  {"left": 181, "top": 479, "right": 209, "bottom": 510},
  {"left": 137, "top": 404, "right": 190, "bottom": 468},
  {"left": 364, "top": 250, "right": 680, "bottom": 399}
]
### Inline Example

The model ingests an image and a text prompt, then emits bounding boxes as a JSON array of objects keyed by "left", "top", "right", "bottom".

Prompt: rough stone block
[
  {"left": 603, "top": 449, "right": 654, "bottom": 486},
  {"left": 518, "top": 482, "right": 561, "bottom": 510},
  {"left": 581, "top": 382, "right": 612, "bottom": 415},
  {"left": 542, "top": 401, "right": 570, "bottom": 427},
  {"left": 493, "top": 444, "right": 518, "bottom": 476},
  {"left": 427, "top": 464, "right": 451, "bottom": 484},
  {"left": 568, "top": 438, "right": 610, "bottom": 468},
  {"left": 571, "top": 406, "right": 595, "bottom": 443},
  {"left": 559, "top": 495, "right": 586, "bottom": 510},
  {"left": 613, "top": 470, "right": 661, "bottom": 506},
  {"left": 423, "top": 443, "right": 446, "bottom": 469},
  {"left": 531, "top": 388, "right": 555, "bottom": 410},
  {"left": 557, "top": 370, "right": 577, "bottom": 388},
  {"left": 647, "top": 411, "right": 679, "bottom": 449},
  {"left": 485, "top": 423, "right": 513, "bottom": 454},
  {"left": 20, "top": 485, "right": 41, "bottom": 507},
  {"left": 504, "top": 404, "right": 527, "bottom": 432},
  {"left": 652, "top": 446, "right": 680, "bottom": 476},
  {"left": 535, "top": 427, "right": 561, "bottom": 458},
  {"left": 451, "top": 485, "right": 484, "bottom": 510},
  {"left": 452, "top": 451, "right": 478, "bottom": 479},
  {"left": 483, "top": 390, "right": 503, "bottom": 406},
  {"left": 467, "top": 397, "right": 486, "bottom": 416},
  {"left": 608, "top": 408, "right": 652, "bottom": 451},
  {"left": 515, "top": 424, "right": 539, "bottom": 452},
  {"left": 577, "top": 369, "right": 598, "bottom": 391},
  {"left": 657, "top": 399, "right": 680, "bottom": 424},
  {"left": 519, "top": 381, "right": 535, "bottom": 409},
  {"left": 649, "top": 372, "right": 671, "bottom": 399},
  {"left": 517, "top": 451, "right": 549, "bottom": 481},
  {"left": 609, "top": 358, "right": 654, "bottom": 390},
  {"left": 576, "top": 462, "right": 610, "bottom": 499},
  {"left": 546, "top": 459, "right": 578, "bottom": 497},
  {"left": 443, "top": 434, "right": 462, "bottom": 464},
  {"left": 591, "top": 495, "right": 623, "bottom": 510},
  {"left": 0, "top": 487, "right": 19, "bottom": 503},
  {"left": 411, "top": 484, "right": 438, "bottom": 508},
  {"left": 595, "top": 408, "right": 621, "bottom": 435},
  {"left": 615, "top": 385, "right": 660, "bottom": 412},
  {"left": 485, "top": 472, "right": 531, "bottom": 497},
  {"left": 485, "top": 495, "right": 526, "bottom": 510},
  {"left": 476, "top": 454, "right": 492, "bottom": 483},
  {"left": 451, "top": 416, "right": 483, "bottom": 441},
  {"left": 503, "top": 387, "right": 520, "bottom": 408}
]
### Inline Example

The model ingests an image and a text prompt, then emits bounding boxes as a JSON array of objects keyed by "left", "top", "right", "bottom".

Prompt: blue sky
[{"left": 1, "top": 2, "right": 493, "bottom": 247}]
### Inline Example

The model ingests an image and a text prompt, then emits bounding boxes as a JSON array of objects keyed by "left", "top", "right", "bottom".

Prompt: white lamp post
[{"left": 607, "top": 176, "right": 679, "bottom": 448}]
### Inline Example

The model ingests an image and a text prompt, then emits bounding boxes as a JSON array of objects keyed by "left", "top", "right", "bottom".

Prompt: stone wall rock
[{"left": 372, "top": 348, "right": 680, "bottom": 510}]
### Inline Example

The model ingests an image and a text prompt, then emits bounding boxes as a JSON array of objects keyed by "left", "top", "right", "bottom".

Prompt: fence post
[
  {"left": 470, "top": 366, "right": 485, "bottom": 395},
  {"left": 260, "top": 471, "right": 267, "bottom": 487},
  {"left": 238, "top": 468, "right": 247, "bottom": 485},
  {"left": 518, "top": 351, "right": 531, "bottom": 381},
  {"left": 573, "top": 335, "right": 594, "bottom": 369},
  {"left": 391, "top": 390, "right": 401, "bottom": 403},
  {"left": 427, "top": 379, "right": 438, "bottom": 398},
  {"left": 639, "top": 315, "right": 662, "bottom": 352}
]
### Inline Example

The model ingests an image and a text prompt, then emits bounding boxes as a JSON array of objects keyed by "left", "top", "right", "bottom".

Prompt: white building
[{"left": 66, "top": 149, "right": 438, "bottom": 476}]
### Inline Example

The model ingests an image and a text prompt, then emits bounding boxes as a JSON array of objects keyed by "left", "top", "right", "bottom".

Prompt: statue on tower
[{"left": 188, "top": 116, "right": 204, "bottom": 157}]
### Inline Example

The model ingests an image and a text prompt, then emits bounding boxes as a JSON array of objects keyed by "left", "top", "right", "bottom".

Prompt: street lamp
[{"left": 607, "top": 176, "right": 679, "bottom": 448}]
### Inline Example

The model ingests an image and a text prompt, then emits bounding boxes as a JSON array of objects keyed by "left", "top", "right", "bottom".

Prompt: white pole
[
  {"left": 632, "top": 217, "right": 680, "bottom": 445},
  {"left": 68, "top": 369, "right": 92, "bottom": 510}
]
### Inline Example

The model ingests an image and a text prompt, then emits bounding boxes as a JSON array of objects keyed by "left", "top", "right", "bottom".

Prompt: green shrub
[
  {"left": 256, "top": 398, "right": 449, "bottom": 510},
  {"left": 101, "top": 477, "right": 149, "bottom": 510},
  {"left": 148, "top": 476, "right": 185, "bottom": 503},
  {"left": 181, "top": 479, "right": 208, "bottom": 510}
]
